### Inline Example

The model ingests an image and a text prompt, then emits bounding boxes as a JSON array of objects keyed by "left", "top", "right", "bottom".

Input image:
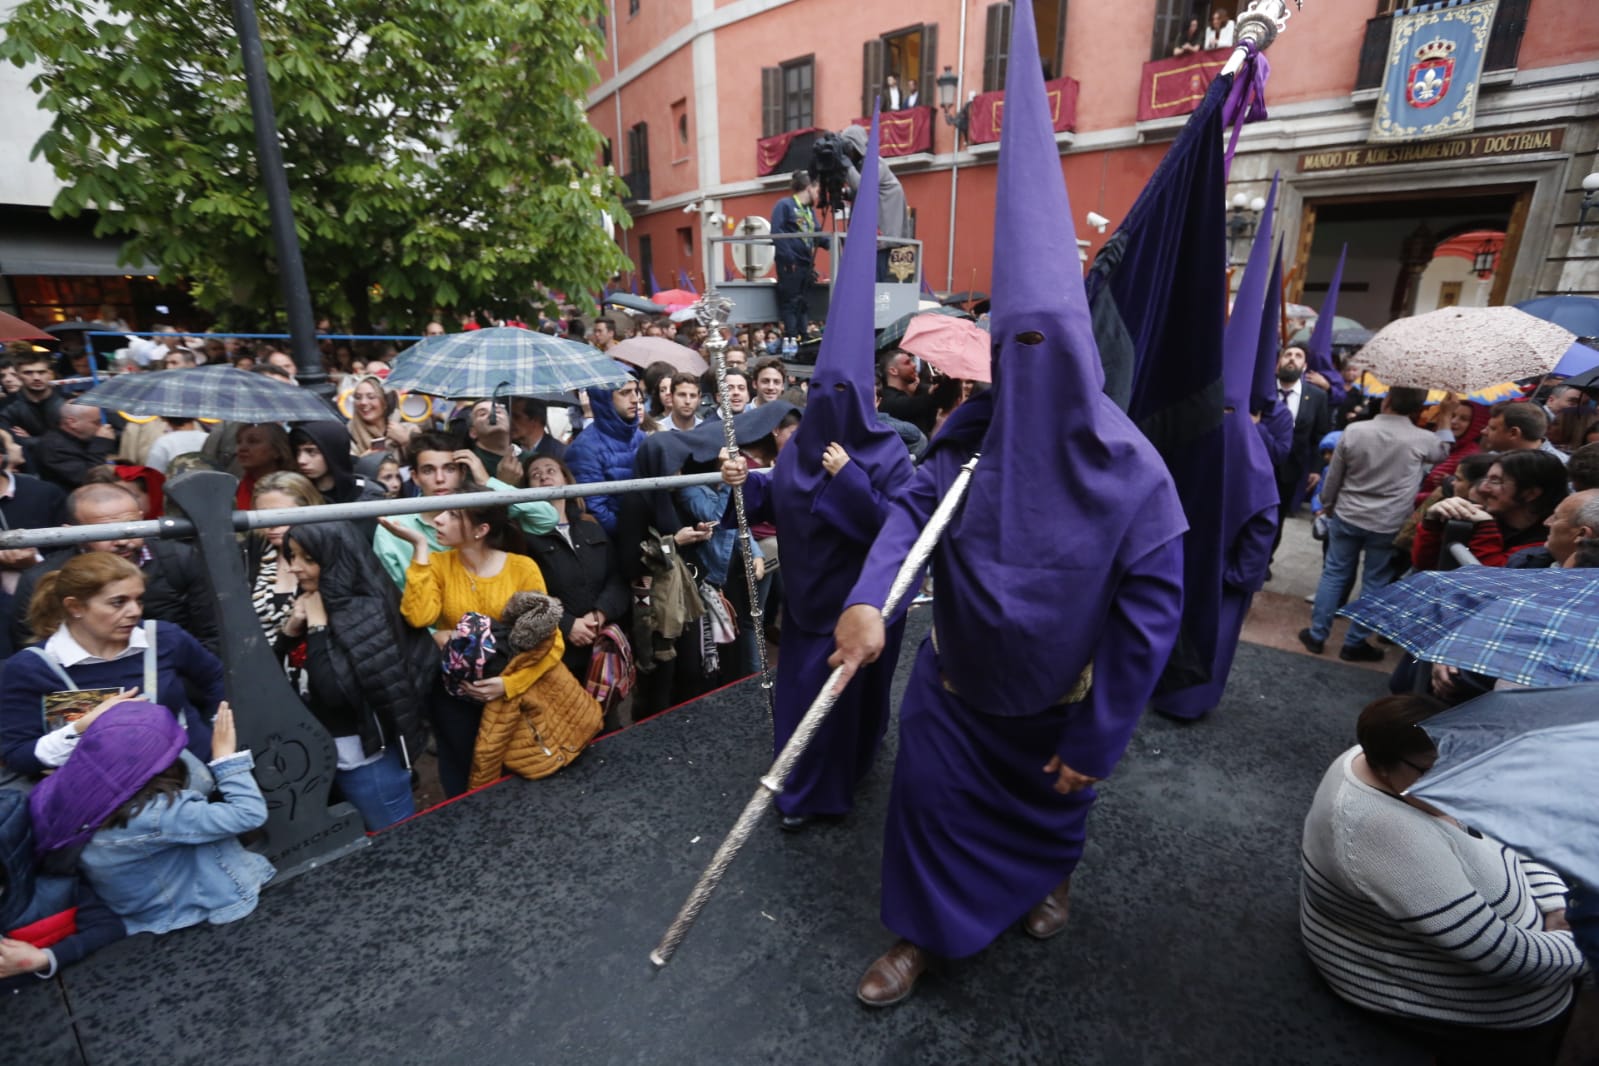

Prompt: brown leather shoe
[
  {"left": 1023, "top": 877, "right": 1072, "bottom": 940},
  {"left": 856, "top": 940, "right": 930, "bottom": 1007}
]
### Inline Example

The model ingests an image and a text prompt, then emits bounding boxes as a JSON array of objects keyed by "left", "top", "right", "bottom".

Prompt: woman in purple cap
[{"left": 29, "top": 701, "right": 275, "bottom": 936}]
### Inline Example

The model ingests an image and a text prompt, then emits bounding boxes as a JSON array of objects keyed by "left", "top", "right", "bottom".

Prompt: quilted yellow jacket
[{"left": 468, "top": 635, "right": 603, "bottom": 788}]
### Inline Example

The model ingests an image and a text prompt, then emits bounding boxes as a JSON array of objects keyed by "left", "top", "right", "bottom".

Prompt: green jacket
[{"left": 372, "top": 478, "right": 559, "bottom": 589}]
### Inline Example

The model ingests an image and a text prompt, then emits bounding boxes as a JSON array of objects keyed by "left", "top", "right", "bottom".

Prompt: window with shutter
[
  {"left": 982, "top": 3, "right": 1012, "bottom": 92},
  {"left": 781, "top": 56, "right": 814, "bottom": 131},
  {"left": 862, "top": 38, "right": 886, "bottom": 117},
  {"left": 917, "top": 24, "right": 940, "bottom": 103},
  {"left": 761, "top": 67, "right": 783, "bottom": 138},
  {"left": 983, "top": 3, "right": 1069, "bottom": 87}
]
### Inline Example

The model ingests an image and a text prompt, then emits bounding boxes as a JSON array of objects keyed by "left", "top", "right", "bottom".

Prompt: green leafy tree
[{"left": 0, "top": 0, "right": 630, "bottom": 329}]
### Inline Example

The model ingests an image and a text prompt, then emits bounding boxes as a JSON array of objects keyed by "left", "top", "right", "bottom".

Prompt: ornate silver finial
[
  {"left": 694, "top": 294, "right": 736, "bottom": 333},
  {"left": 1235, "top": 0, "right": 1298, "bottom": 53}
]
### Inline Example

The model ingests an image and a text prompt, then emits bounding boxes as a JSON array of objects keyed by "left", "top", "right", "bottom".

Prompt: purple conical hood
[
  {"left": 932, "top": 0, "right": 1184, "bottom": 712},
  {"left": 1253, "top": 242, "right": 1285, "bottom": 413},
  {"left": 1224, "top": 174, "right": 1278, "bottom": 407},
  {"left": 988, "top": 8, "right": 1098, "bottom": 393},
  {"left": 786, "top": 105, "right": 906, "bottom": 500},
  {"left": 773, "top": 105, "right": 914, "bottom": 630},
  {"left": 1305, "top": 244, "right": 1347, "bottom": 382}
]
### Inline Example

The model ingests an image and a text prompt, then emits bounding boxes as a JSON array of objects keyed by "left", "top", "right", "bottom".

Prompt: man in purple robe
[
  {"left": 827, "top": 1, "right": 1186, "bottom": 1007},
  {"left": 1150, "top": 177, "right": 1282, "bottom": 720},
  {"left": 723, "top": 111, "right": 914, "bottom": 830}
]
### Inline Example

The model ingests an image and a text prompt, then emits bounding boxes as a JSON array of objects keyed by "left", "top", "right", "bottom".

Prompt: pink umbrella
[
  {"left": 651, "top": 289, "right": 699, "bottom": 311},
  {"left": 899, "top": 315, "right": 992, "bottom": 383},
  {"left": 610, "top": 336, "right": 708, "bottom": 376}
]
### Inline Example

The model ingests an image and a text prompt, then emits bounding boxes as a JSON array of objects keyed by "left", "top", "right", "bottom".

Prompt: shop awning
[{"left": 0, "top": 232, "right": 152, "bottom": 277}]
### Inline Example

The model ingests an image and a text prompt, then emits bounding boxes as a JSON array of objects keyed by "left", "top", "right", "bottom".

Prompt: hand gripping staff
[
  {"left": 650, "top": 453, "right": 982, "bottom": 968},
  {"left": 696, "top": 294, "right": 773, "bottom": 711}
]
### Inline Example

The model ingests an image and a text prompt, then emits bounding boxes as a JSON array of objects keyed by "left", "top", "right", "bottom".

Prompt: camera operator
[
  {"left": 838, "top": 125, "right": 910, "bottom": 240},
  {"left": 770, "top": 170, "right": 823, "bottom": 341}
]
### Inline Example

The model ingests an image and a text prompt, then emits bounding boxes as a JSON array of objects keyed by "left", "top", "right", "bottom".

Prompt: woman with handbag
[
  {"left": 278, "top": 521, "right": 428, "bottom": 830},
  {"left": 0, "top": 552, "right": 222, "bottom": 779},
  {"left": 378, "top": 501, "right": 556, "bottom": 797}
]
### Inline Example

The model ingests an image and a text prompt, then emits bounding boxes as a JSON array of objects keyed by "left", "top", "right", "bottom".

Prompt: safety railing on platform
[{"left": 0, "top": 470, "right": 722, "bottom": 881}]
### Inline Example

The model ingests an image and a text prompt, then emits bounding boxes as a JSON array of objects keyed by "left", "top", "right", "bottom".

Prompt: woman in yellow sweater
[{"left": 378, "top": 503, "right": 560, "bottom": 797}]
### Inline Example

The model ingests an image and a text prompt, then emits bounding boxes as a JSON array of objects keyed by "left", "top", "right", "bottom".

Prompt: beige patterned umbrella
[{"left": 1355, "top": 306, "right": 1576, "bottom": 393}]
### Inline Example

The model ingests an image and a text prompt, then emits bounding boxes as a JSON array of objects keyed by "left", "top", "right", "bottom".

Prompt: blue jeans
[
  {"left": 336, "top": 745, "right": 415, "bottom": 831},
  {"left": 1309, "top": 514, "right": 1399, "bottom": 647}
]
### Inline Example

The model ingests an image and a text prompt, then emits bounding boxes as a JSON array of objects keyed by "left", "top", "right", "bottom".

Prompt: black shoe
[
  {"left": 779, "top": 814, "right": 813, "bottom": 833},
  {"left": 1297, "top": 628, "right": 1325, "bottom": 655},
  {"left": 1339, "top": 641, "right": 1385, "bottom": 663}
]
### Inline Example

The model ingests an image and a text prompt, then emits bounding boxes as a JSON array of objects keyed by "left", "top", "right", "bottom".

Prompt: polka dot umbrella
[{"left": 1356, "top": 306, "right": 1576, "bottom": 394}]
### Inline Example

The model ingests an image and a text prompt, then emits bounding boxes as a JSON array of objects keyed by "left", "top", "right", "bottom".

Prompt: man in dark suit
[{"left": 1270, "top": 346, "right": 1331, "bottom": 558}]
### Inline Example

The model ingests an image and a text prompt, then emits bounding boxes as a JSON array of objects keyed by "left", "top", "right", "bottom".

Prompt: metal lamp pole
[{"left": 228, "top": 0, "right": 328, "bottom": 395}]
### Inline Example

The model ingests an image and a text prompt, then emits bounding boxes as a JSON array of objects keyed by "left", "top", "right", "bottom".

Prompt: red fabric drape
[
  {"left": 756, "top": 126, "right": 823, "bottom": 177},
  {"left": 1138, "top": 49, "right": 1232, "bottom": 122},
  {"left": 966, "top": 76, "right": 1080, "bottom": 145},
  {"left": 850, "top": 107, "right": 933, "bottom": 156}
]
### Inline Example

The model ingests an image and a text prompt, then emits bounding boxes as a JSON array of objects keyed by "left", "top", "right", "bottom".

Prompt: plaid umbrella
[
  {"left": 76, "top": 364, "right": 338, "bottom": 423},
  {"left": 1340, "top": 568, "right": 1599, "bottom": 688},
  {"left": 1357, "top": 306, "right": 1577, "bottom": 393},
  {"left": 384, "top": 327, "right": 632, "bottom": 400},
  {"left": 609, "top": 336, "right": 707, "bottom": 376},
  {"left": 1409, "top": 685, "right": 1599, "bottom": 890}
]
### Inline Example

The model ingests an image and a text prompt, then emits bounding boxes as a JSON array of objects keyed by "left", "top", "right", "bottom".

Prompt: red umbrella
[
  {"left": 899, "top": 315, "right": 992, "bottom": 382},
  {"left": 609, "top": 336, "right": 708, "bottom": 376},
  {"left": 0, "top": 311, "right": 54, "bottom": 344},
  {"left": 651, "top": 289, "right": 699, "bottom": 311}
]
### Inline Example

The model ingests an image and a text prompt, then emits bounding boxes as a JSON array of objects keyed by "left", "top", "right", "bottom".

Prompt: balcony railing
[
  {"left": 623, "top": 169, "right": 651, "bottom": 204},
  {"left": 1356, "top": 0, "right": 1530, "bottom": 91}
]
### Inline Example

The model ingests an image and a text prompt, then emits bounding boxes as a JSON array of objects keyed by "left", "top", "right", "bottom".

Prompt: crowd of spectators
[
  {"left": 0, "top": 317, "right": 1589, "bottom": 1064},
  {"left": 0, "top": 311, "right": 967, "bottom": 987}
]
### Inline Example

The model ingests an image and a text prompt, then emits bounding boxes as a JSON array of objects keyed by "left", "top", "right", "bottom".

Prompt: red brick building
[{"left": 588, "top": 0, "right": 1598, "bottom": 326}]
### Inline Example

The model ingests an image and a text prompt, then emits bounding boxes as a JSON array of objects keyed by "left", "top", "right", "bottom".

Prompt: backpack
[{"left": 0, "top": 788, "right": 38, "bottom": 930}]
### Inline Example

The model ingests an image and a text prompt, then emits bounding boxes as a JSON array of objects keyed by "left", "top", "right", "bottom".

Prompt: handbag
[{"left": 440, "top": 612, "right": 510, "bottom": 700}]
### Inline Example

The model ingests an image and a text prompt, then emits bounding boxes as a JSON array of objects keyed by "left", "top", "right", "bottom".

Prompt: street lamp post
[{"left": 228, "top": 0, "right": 328, "bottom": 395}]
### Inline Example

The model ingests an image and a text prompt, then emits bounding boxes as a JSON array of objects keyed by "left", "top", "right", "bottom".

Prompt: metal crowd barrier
[{"left": 0, "top": 470, "right": 722, "bottom": 880}]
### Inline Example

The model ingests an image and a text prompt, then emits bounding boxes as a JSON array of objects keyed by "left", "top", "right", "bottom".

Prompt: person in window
[
  {"left": 1204, "top": 7, "right": 1235, "bottom": 49},
  {"left": 1171, "top": 15, "right": 1205, "bottom": 55}
]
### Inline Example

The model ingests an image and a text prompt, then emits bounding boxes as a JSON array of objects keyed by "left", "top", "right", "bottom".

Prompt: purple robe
[
  {"left": 1305, "top": 246, "right": 1349, "bottom": 408},
  {"left": 848, "top": 406, "right": 1184, "bottom": 954},
  {"left": 742, "top": 469, "right": 906, "bottom": 817},
  {"left": 761, "top": 110, "right": 914, "bottom": 816},
  {"left": 844, "top": 0, "right": 1186, "bottom": 957}
]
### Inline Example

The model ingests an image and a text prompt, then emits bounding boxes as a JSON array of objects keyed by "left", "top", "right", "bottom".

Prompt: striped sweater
[{"left": 1300, "top": 747, "right": 1585, "bottom": 1029}]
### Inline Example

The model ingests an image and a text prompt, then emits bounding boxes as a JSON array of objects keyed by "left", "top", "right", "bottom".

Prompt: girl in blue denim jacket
[{"left": 29, "top": 700, "right": 275, "bottom": 937}]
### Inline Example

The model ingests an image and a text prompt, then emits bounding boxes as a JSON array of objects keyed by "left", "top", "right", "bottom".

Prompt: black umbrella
[
  {"left": 876, "top": 305, "right": 975, "bottom": 352},
  {"left": 940, "top": 291, "right": 989, "bottom": 310},
  {"left": 43, "top": 320, "right": 105, "bottom": 334},
  {"left": 1562, "top": 365, "right": 1599, "bottom": 392},
  {"left": 604, "top": 293, "right": 668, "bottom": 315}
]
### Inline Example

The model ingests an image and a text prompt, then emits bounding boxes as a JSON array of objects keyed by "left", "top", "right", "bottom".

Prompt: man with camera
[{"left": 770, "top": 171, "right": 823, "bottom": 341}]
